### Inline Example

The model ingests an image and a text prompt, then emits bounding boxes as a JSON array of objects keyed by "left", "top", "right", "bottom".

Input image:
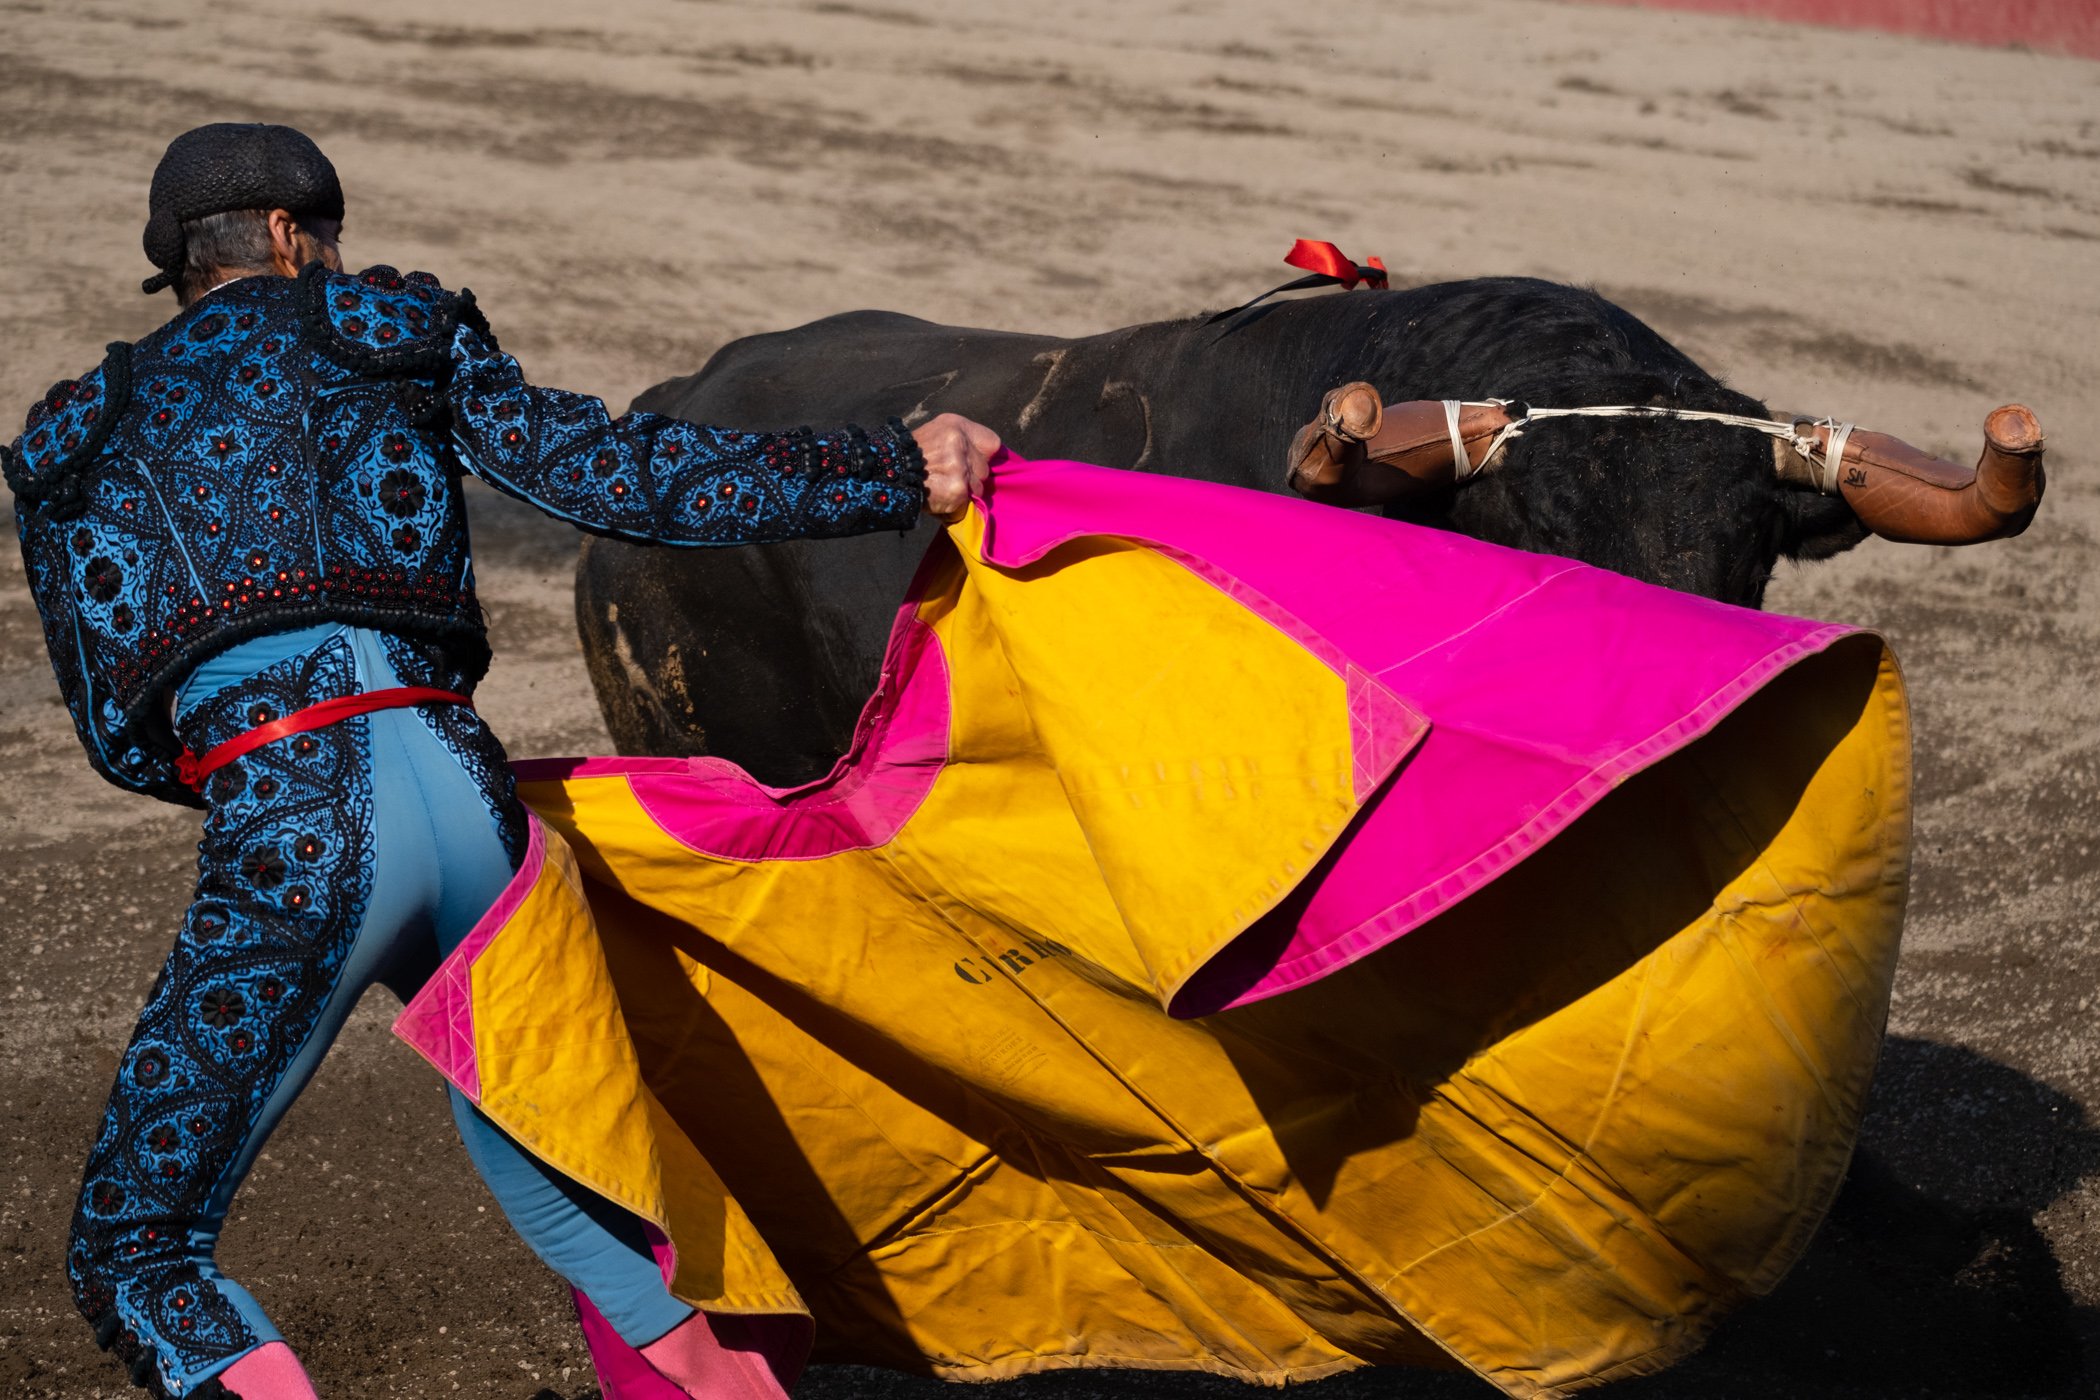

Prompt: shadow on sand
[{"left": 1606, "top": 1034, "right": 2097, "bottom": 1400}]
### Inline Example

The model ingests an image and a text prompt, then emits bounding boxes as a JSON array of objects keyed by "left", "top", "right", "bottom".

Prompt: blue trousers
[{"left": 68, "top": 625, "right": 690, "bottom": 1396}]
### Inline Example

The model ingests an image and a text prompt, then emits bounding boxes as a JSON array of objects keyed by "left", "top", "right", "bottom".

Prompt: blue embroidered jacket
[{"left": 4, "top": 264, "right": 926, "bottom": 807}]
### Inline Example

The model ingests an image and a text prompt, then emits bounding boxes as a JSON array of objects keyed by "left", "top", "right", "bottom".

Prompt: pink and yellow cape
[{"left": 396, "top": 460, "right": 1908, "bottom": 1398}]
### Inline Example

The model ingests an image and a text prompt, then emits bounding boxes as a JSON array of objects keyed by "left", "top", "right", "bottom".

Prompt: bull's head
[{"left": 1285, "top": 383, "right": 2045, "bottom": 606}]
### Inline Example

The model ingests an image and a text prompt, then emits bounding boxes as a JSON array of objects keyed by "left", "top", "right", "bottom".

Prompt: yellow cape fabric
[{"left": 422, "top": 516, "right": 1910, "bottom": 1397}]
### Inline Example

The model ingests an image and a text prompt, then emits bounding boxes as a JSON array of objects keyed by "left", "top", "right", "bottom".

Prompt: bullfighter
[{"left": 2, "top": 122, "right": 995, "bottom": 1399}]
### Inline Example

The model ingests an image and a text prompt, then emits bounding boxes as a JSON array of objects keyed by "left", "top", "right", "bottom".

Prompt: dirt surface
[{"left": 2, "top": 1, "right": 2096, "bottom": 1396}]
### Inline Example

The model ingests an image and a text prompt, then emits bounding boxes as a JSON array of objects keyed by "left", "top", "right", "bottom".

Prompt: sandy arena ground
[{"left": 2, "top": 1, "right": 2096, "bottom": 1395}]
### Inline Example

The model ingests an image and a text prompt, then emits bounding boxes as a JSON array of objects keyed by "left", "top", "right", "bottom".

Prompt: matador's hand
[{"left": 914, "top": 414, "right": 1001, "bottom": 522}]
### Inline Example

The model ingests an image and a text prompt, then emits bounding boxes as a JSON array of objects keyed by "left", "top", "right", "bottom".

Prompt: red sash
[{"left": 176, "top": 686, "right": 472, "bottom": 791}]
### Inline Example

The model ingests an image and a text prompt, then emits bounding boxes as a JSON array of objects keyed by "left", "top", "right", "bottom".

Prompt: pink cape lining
[
  {"left": 390, "top": 815, "right": 547, "bottom": 1103},
  {"left": 483, "top": 457, "right": 1855, "bottom": 1019}
]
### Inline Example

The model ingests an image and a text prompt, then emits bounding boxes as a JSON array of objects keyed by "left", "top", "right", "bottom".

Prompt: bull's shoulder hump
[
  {"left": 709, "top": 310, "right": 1063, "bottom": 364},
  {"left": 688, "top": 311, "right": 1063, "bottom": 391},
  {"left": 1233, "top": 278, "right": 1631, "bottom": 348},
  {"left": 699, "top": 311, "right": 940, "bottom": 372}
]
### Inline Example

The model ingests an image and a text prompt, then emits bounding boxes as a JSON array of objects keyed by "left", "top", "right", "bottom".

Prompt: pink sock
[
  {"left": 575, "top": 1289, "right": 808, "bottom": 1399},
  {"left": 218, "top": 1342, "right": 320, "bottom": 1399},
  {"left": 641, "top": 1310, "right": 807, "bottom": 1398}
]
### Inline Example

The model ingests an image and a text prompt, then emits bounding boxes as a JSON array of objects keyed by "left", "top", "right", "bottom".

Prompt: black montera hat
[{"left": 140, "top": 124, "right": 343, "bottom": 295}]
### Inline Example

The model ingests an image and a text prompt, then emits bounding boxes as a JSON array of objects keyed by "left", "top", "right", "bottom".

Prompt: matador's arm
[{"left": 444, "top": 320, "right": 925, "bottom": 546}]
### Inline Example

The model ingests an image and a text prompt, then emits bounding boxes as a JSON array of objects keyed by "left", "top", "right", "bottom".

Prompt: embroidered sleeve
[
  {"left": 443, "top": 322, "right": 925, "bottom": 546},
  {"left": 14, "top": 514, "right": 197, "bottom": 807}
]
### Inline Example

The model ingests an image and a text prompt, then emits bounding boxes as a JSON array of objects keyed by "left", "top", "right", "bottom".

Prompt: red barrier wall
[{"left": 1579, "top": 0, "right": 2100, "bottom": 60}]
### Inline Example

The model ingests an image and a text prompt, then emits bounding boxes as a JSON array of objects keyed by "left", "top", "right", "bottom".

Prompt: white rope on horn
[
  {"left": 1433, "top": 399, "right": 1528, "bottom": 474},
  {"left": 1441, "top": 400, "right": 1473, "bottom": 481},
  {"left": 1815, "top": 420, "right": 1857, "bottom": 495},
  {"left": 1522, "top": 403, "right": 1800, "bottom": 436},
  {"left": 1433, "top": 398, "right": 1853, "bottom": 494},
  {"left": 1480, "top": 407, "right": 1527, "bottom": 472}
]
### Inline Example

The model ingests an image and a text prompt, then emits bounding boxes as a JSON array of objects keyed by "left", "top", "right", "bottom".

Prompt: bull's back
[
  {"left": 576, "top": 282, "right": 1674, "bottom": 774},
  {"left": 634, "top": 310, "right": 1067, "bottom": 427}
]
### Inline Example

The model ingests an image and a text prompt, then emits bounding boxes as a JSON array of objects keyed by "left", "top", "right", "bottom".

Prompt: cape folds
[{"left": 396, "top": 458, "right": 1913, "bottom": 1398}]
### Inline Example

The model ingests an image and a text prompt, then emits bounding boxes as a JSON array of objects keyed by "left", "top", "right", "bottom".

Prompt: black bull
[
  {"left": 567, "top": 280, "right": 2084, "bottom": 1384},
  {"left": 575, "top": 277, "right": 1869, "bottom": 783}
]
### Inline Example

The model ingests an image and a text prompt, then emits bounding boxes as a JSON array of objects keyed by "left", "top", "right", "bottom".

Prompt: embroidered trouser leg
[
  {"left": 68, "top": 630, "right": 408, "bottom": 1394},
  {"left": 65, "top": 626, "right": 684, "bottom": 1395}
]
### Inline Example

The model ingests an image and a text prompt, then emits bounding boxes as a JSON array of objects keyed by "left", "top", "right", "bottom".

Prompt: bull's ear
[{"left": 1777, "top": 489, "right": 1870, "bottom": 562}]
